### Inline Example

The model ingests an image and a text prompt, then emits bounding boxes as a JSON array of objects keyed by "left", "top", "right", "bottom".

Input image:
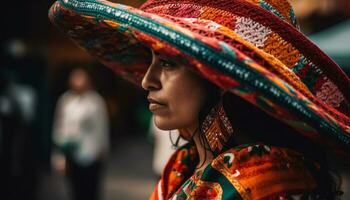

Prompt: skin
[
  {"left": 142, "top": 50, "right": 214, "bottom": 171},
  {"left": 69, "top": 68, "right": 92, "bottom": 93}
]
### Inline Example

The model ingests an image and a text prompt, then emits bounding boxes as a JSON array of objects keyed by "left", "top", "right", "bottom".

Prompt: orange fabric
[{"left": 152, "top": 143, "right": 319, "bottom": 200}]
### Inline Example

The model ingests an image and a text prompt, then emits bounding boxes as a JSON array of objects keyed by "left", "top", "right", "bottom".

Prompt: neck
[
  {"left": 185, "top": 125, "right": 214, "bottom": 171},
  {"left": 72, "top": 88, "right": 90, "bottom": 94},
  {"left": 184, "top": 102, "right": 257, "bottom": 172}
]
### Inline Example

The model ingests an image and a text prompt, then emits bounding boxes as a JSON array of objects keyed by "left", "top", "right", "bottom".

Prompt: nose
[{"left": 141, "top": 61, "right": 162, "bottom": 91}]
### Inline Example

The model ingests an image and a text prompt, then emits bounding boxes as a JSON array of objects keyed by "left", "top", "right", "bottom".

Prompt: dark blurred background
[{"left": 0, "top": 0, "right": 349, "bottom": 199}]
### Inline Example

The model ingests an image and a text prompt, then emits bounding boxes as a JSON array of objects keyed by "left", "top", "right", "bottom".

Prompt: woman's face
[{"left": 142, "top": 51, "right": 207, "bottom": 131}]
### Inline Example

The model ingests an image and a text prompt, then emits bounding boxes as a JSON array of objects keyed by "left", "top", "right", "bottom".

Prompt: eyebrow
[
  {"left": 153, "top": 51, "right": 167, "bottom": 60},
  {"left": 152, "top": 50, "right": 178, "bottom": 65},
  {"left": 154, "top": 51, "right": 162, "bottom": 57}
]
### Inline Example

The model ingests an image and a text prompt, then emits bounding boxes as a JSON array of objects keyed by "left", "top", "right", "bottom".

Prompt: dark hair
[{"left": 194, "top": 79, "right": 342, "bottom": 199}]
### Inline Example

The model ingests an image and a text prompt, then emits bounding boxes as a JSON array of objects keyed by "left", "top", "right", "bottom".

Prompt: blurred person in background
[
  {"left": 51, "top": 67, "right": 109, "bottom": 200},
  {"left": 0, "top": 69, "right": 38, "bottom": 200}
]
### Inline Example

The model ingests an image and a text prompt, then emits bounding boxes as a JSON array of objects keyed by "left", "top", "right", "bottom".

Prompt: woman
[
  {"left": 143, "top": 50, "right": 340, "bottom": 199},
  {"left": 49, "top": 0, "right": 350, "bottom": 199}
]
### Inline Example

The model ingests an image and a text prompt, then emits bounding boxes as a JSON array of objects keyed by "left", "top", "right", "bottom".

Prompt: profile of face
[
  {"left": 69, "top": 68, "right": 91, "bottom": 93},
  {"left": 142, "top": 51, "right": 207, "bottom": 131}
]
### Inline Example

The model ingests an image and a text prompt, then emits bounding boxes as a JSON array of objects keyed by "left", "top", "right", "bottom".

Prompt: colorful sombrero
[{"left": 49, "top": 0, "right": 350, "bottom": 157}]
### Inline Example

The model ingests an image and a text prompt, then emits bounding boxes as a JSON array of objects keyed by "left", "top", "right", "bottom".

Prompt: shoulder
[
  {"left": 56, "top": 91, "right": 73, "bottom": 105},
  {"left": 60, "top": 91, "right": 72, "bottom": 99},
  {"left": 209, "top": 143, "right": 319, "bottom": 199},
  {"left": 162, "top": 142, "right": 198, "bottom": 181},
  {"left": 214, "top": 143, "right": 308, "bottom": 167},
  {"left": 167, "top": 142, "right": 197, "bottom": 168},
  {"left": 85, "top": 91, "right": 107, "bottom": 109},
  {"left": 86, "top": 90, "right": 104, "bottom": 101},
  {"left": 159, "top": 142, "right": 198, "bottom": 197}
]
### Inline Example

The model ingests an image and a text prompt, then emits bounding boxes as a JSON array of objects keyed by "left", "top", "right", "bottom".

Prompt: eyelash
[{"left": 159, "top": 59, "right": 174, "bottom": 69}]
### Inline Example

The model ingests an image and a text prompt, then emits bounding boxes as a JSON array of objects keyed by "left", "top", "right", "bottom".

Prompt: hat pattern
[{"left": 140, "top": 0, "right": 350, "bottom": 116}]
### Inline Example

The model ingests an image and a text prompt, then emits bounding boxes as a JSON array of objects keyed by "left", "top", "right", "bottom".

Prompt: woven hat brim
[{"left": 49, "top": 0, "right": 350, "bottom": 157}]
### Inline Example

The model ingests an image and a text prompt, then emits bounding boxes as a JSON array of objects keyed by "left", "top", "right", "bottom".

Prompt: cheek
[
  {"left": 174, "top": 87, "right": 203, "bottom": 121},
  {"left": 155, "top": 73, "right": 206, "bottom": 130}
]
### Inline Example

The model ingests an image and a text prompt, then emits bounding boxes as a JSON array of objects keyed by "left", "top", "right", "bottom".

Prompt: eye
[{"left": 159, "top": 58, "right": 176, "bottom": 69}]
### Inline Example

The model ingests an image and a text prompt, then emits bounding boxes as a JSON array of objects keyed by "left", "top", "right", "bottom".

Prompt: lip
[
  {"left": 147, "top": 97, "right": 167, "bottom": 113},
  {"left": 149, "top": 102, "right": 166, "bottom": 112},
  {"left": 147, "top": 97, "right": 166, "bottom": 105}
]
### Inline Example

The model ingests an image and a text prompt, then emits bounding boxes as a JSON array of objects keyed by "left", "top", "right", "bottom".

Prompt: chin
[{"left": 154, "top": 116, "right": 178, "bottom": 131}]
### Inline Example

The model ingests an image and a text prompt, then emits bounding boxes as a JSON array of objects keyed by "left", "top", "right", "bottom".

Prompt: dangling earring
[
  {"left": 169, "top": 130, "right": 181, "bottom": 149},
  {"left": 201, "top": 101, "right": 234, "bottom": 155}
]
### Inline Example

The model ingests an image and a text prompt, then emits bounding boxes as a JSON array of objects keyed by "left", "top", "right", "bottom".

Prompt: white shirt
[{"left": 53, "top": 90, "right": 109, "bottom": 166}]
